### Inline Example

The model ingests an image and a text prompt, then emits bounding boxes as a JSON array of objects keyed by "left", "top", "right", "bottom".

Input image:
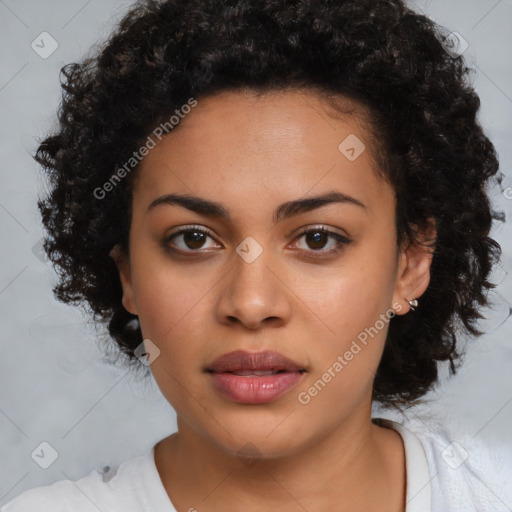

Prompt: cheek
[
  {"left": 302, "top": 249, "right": 397, "bottom": 339},
  {"left": 133, "top": 263, "right": 211, "bottom": 345},
  {"left": 293, "top": 279, "right": 394, "bottom": 420},
  {"left": 294, "top": 242, "right": 398, "bottom": 391},
  {"left": 301, "top": 275, "right": 391, "bottom": 372},
  {"left": 131, "top": 258, "right": 213, "bottom": 405}
]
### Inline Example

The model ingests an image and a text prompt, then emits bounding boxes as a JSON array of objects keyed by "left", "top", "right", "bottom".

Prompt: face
[{"left": 112, "top": 89, "right": 433, "bottom": 459}]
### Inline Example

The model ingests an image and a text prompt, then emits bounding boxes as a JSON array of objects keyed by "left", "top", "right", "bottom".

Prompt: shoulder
[
  {"left": 1, "top": 449, "right": 155, "bottom": 512},
  {"left": 379, "top": 414, "right": 512, "bottom": 512}
]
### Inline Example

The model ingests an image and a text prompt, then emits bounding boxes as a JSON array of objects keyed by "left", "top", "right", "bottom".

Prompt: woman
[{"left": 3, "top": 0, "right": 509, "bottom": 510}]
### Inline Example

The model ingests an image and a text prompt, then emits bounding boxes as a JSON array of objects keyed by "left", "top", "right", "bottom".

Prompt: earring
[{"left": 407, "top": 298, "right": 418, "bottom": 311}]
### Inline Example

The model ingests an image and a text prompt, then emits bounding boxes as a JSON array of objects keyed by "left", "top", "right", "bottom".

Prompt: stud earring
[{"left": 407, "top": 298, "right": 418, "bottom": 311}]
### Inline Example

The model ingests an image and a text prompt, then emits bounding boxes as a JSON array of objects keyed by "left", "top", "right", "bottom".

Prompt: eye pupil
[
  {"left": 306, "top": 231, "right": 328, "bottom": 249},
  {"left": 184, "top": 231, "right": 206, "bottom": 249}
]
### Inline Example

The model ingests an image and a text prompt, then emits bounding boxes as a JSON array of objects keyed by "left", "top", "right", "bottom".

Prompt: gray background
[{"left": 1, "top": 0, "right": 511, "bottom": 507}]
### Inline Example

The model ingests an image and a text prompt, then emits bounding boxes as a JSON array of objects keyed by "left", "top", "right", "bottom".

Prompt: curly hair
[{"left": 34, "top": 0, "right": 504, "bottom": 407}]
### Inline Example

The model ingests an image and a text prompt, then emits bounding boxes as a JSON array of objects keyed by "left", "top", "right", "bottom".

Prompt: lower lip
[{"left": 208, "top": 371, "right": 305, "bottom": 404}]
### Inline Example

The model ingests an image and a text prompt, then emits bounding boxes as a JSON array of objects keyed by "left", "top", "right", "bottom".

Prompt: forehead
[{"left": 133, "top": 89, "right": 394, "bottom": 220}]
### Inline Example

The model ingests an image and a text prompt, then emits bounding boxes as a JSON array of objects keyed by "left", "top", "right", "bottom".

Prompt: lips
[
  {"left": 205, "top": 350, "right": 307, "bottom": 404},
  {"left": 205, "top": 350, "right": 306, "bottom": 375}
]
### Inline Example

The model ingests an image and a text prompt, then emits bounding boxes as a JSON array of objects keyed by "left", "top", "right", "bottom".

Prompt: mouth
[{"left": 205, "top": 350, "right": 307, "bottom": 404}]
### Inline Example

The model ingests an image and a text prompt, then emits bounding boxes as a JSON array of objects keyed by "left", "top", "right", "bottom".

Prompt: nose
[{"left": 215, "top": 245, "right": 292, "bottom": 330}]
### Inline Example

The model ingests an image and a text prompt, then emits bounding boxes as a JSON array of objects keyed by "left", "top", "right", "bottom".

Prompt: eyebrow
[{"left": 147, "top": 190, "right": 367, "bottom": 223}]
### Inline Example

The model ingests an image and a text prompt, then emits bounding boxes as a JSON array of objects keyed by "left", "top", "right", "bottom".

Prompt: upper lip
[{"left": 206, "top": 350, "right": 306, "bottom": 373}]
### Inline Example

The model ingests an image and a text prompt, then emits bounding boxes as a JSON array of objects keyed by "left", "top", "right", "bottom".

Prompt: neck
[{"left": 154, "top": 405, "right": 405, "bottom": 511}]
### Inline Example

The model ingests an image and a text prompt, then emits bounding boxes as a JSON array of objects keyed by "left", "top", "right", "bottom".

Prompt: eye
[
  {"left": 291, "top": 226, "right": 351, "bottom": 257},
  {"left": 163, "top": 225, "right": 220, "bottom": 253}
]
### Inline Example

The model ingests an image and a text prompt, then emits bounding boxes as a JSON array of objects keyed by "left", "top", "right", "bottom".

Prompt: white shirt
[{"left": 2, "top": 418, "right": 510, "bottom": 511}]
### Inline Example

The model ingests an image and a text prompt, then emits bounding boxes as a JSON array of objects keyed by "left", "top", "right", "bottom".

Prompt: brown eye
[
  {"left": 293, "top": 227, "right": 351, "bottom": 257},
  {"left": 181, "top": 230, "right": 208, "bottom": 250},
  {"left": 163, "top": 226, "right": 220, "bottom": 253}
]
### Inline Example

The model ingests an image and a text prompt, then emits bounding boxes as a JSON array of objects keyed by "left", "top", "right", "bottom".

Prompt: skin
[{"left": 111, "top": 89, "right": 435, "bottom": 511}]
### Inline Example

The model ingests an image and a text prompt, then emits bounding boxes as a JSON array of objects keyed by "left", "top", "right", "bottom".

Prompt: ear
[
  {"left": 392, "top": 218, "right": 436, "bottom": 314},
  {"left": 110, "top": 244, "right": 138, "bottom": 316}
]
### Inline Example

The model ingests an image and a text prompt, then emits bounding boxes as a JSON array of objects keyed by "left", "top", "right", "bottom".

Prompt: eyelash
[{"left": 163, "top": 224, "right": 351, "bottom": 258}]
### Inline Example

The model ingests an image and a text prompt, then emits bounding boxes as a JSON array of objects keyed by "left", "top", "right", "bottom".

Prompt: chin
[{"left": 203, "top": 414, "right": 314, "bottom": 461}]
